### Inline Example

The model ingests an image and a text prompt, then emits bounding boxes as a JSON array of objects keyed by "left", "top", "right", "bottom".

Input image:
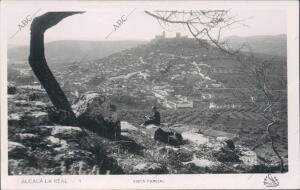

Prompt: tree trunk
[{"left": 28, "top": 12, "right": 83, "bottom": 114}]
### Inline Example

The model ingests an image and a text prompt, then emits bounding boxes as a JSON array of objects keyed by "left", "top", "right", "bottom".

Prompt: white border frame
[{"left": 1, "top": 1, "right": 299, "bottom": 189}]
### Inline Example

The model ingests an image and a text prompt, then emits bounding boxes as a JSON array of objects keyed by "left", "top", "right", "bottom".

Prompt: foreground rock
[
  {"left": 154, "top": 128, "right": 183, "bottom": 146},
  {"left": 115, "top": 122, "right": 283, "bottom": 173},
  {"left": 8, "top": 95, "right": 50, "bottom": 128},
  {"left": 7, "top": 99, "right": 282, "bottom": 175},
  {"left": 8, "top": 125, "right": 123, "bottom": 175},
  {"left": 72, "top": 92, "right": 120, "bottom": 139},
  {"left": 181, "top": 129, "right": 277, "bottom": 172}
]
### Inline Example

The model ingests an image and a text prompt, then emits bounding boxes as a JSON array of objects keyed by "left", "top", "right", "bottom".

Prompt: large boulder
[
  {"left": 169, "top": 133, "right": 183, "bottom": 145},
  {"left": 72, "top": 92, "right": 108, "bottom": 119},
  {"left": 154, "top": 128, "right": 183, "bottom": 146},
  {"left": 72, "top": 92, "right": 119, "bottom": 139}
]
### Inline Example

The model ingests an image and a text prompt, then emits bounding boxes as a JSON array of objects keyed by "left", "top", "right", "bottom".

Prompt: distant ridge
[
  {"left": 226, "top": 34, "right": 286, "bottom": 39},
  {"left": 224, "top": 34, "right": 287, "bottom": 57},
  {"left": 8, "top": 40, "right": 147, "bottom": 63},
  {"left": 8, "top": 34, "right": 286, "bottom": 63}
]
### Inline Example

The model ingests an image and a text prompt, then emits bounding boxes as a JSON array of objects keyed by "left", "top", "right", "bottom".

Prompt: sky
[{"left": 4, "top": 1, "right": 287, "bottom": 47}]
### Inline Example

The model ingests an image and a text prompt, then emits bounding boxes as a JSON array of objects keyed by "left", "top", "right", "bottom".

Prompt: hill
[
  {"left": 7, "top": 35, "right": 288, "bottom": 174},
  {"left": 8, "top": 36, "right": 287, "bottom": 110},
  {"left": 39, "top": 36, "right": 285, "bottom": 109}
]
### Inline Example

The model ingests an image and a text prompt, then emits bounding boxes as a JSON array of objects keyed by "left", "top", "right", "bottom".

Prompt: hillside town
[{"left": 8, "top": 32, "right": 286, "bottom": 112}]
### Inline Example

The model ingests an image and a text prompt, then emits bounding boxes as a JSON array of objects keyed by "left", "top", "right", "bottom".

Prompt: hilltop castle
[{"left": 155, "top": 31, "right": 187, "bottom": 40}]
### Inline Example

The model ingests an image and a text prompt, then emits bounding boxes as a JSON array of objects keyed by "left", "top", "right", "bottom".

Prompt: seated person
[
  {"left": 107, "top": 104, "right": 121, "bottom": 140},
  {"left": 141, "top": 106, "right": 160, "bottom": 126}
]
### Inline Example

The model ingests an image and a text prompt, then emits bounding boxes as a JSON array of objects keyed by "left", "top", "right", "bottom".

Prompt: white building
[
  {"left": 176, "top": 101, "right": 194, "bottom": 109},
  {"left": 163, "top": 96, "right": 193, "bottom": 109},
  {"left": 209, "top": 102, "right": 242, "bottom": 109},
  {"left": 205, "top": 83, "right": 224, "bottom": 88},
  {"left": 202, "top": 93, "right": 214, "bottom": 100}
]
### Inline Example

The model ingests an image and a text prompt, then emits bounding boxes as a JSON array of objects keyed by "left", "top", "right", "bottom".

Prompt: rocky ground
[{"left": 7, "top": 84, "right": 287, "bottom": 175}]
